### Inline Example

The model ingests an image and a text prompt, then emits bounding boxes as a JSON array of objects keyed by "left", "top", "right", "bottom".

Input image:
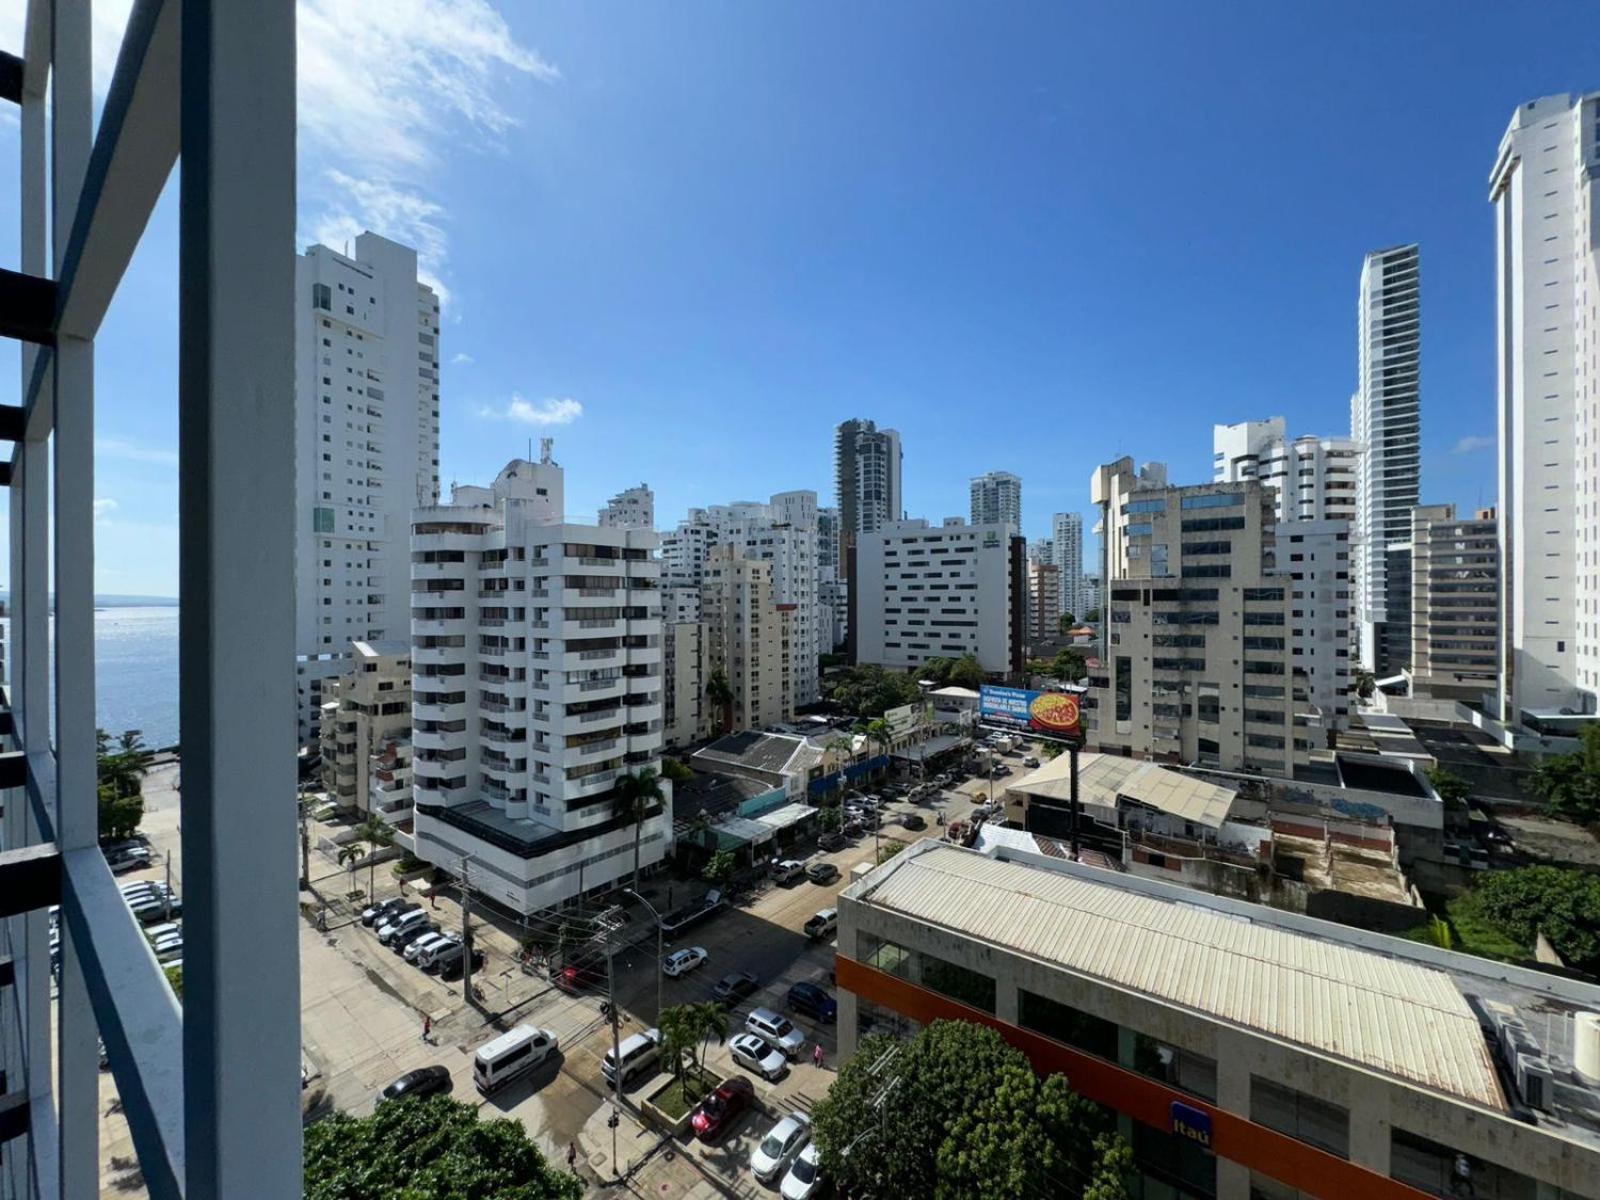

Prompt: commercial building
[
  {"left": 295, "top": 232, "right": 441, "bottom": 747},
  {"left": 1214, "top": 418, "right": 1361, "bottom": 526},
  {"left": 701, "top": 543, "right": 794, "bottom": 733},
  {"left": 1052, "top": 512, "right": 1087, "bottom": 618},
  {"left": 970, "top": 470, "right": 1022, "bottom": 531},
  {"left": 1491, "top": 92, "right": 1600, "bottom": 728},
  {"left": 1352, "top": 244, "right": 1422, "bottom": 679},
  {"left": 1410, "top": 505, "right": 1499, "bottom": 705},
  {"left": 850, "top": 518, "right": 1025, "bottom": 677},
  {"left": 834, "top": 418, "right": 903, "bottom": 581},
  {"left": 408, "top": 453, "right": 671, "bottom": 915},
  {"left": 1088, "top": 460, "right": 1295, "bottom": 776},
  {"left": 317, "top": 639, "right": 413, "bottom": 822},
  {"left": 1027, "top": 560, "right": 1062, "bottom": 649},
  {"left": 836, "top": 841, "right": 1600, "bottom": 1200},
  {"left": 598, "top": 482, "right": 653, "bottom": 529}
]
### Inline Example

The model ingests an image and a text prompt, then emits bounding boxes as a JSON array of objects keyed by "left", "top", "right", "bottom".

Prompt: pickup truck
[{"left": 660, "top": 888, "right": 727, "bottom": 937}]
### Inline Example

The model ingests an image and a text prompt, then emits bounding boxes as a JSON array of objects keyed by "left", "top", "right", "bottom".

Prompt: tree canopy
[
  {"left": 946, "top": 655, "right": 985, "bottom": 690},
  {"left": 811, "top": 1020, "right": 1129, "bottom": 1200},
  {"left": 97, "top": 728, "right": 151, "bottom": 840},
  {"left": 304, "top": 1095, "right": 581, "bottom": 1200},
  {"left": 1423, "top": 765, "right": 1471, "bottom": 809},
  {"left": 1530, "top": 723, "right": 1600, "bottom": 824},
  {"left": 1473, "top": 867, "right": 1600, "bottom": 974},
  {"left": 828, "top": 665, "right": 923, "bottom": 717},
  {"left": 659, "top": 757, "right": 694, "bottom": 784}
]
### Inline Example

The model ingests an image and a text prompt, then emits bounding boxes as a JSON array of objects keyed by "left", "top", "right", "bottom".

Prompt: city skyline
[{"left": 0, "top": 4, "right": 1592, "bottom": 597}]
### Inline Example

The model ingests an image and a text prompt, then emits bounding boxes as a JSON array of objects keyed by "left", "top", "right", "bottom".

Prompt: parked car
[
  {"left": 554, "top": 960, "right": 608, "bottom": 992},
  {"left": 786, "top": 980, "right": 837, "bottom": 1023},
  {"left": 902, "top": 813, "right": 926, "bottom": 831},
  {"left": 1022, "top": 755, "right": 1041, "bottom": 768},
  {"left": 662, "top": 946, "right": 708, "bottom": 978},
  {"left": 842, "top": 819, "right": 864, "bottom": 838},
  {"left": 745, "top": 1008, "right": 807, "bottom": 1058},
  {"left": 417, "top": 935, "right": 463, "bottom": 969},
  {"left": 751, "top": 1113, "right": 812, "bottom": 1184},
  {"left": 802, "top": 909, "right": 838, "bottom": 943},
  {"left": 806, "top": 862, "right": 840, "bottom": 885},
  {"left": 781, "top": 1141, "right": 824, "bottom": 1200},
  {"left": 473, "top": 1025, "right": 558, "bottom": 1095},
  {"left": 818, "top": 831, "right": 847, "bottom": 852},
  {"left": 405, "top": 931, "right": 453, "bottom": 964},
  {"left": 712, "top": 971, "right": 760, "bottom": 1007},
  {"left": 438, "top": 948, "right": 486, "bottom": 982},
  {"left": 730, "top": 1032, "right": 789, "bottom": 1081},
  {"left": 392, "top": 922, "right": 440, "bottom": 954},
  {"left": 770, "top": 859, "right": 806, "bottom": 885},
  {"left": 362, "top": 897, "right": 408, "bottom": 927},
  {"left": 602, "top": 1027, "right": 662, "bottom": 1089},
  {"left": 690, "top": 1075, "right": 755, "bottom": 1141},
  {"left": 378, "top": 1064, "right": 452, "bottom": 1106},
  {"left": 377, "top": 908, "right": 427, "bottom": 945}
]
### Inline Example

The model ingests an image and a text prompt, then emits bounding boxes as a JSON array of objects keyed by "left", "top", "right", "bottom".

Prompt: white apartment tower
[
  {"left": 701, "top": 543, "right": 793, "bottom": 732},
  {"left": 970, "top": 470, "right": 1022, "bottom": 531},
  {"left": 295, "top": 232, "right": 441, "bottom": 745},
  {"left": 1491, "top": 92, "right": 1600, "bottom": 726},
  {"left": 1214, "top": 419, "right": 1361, "bottom": 525},
  {"left": 598, "top": 483, "right": 654, "bottom": 530},
  {"left": 408, "top": 454, "right": 670, "bottom": 916},
  {"left": 1352, "top": 244, "right": 1422, "bottom": 679},
  {"left": 1051, "top": 512, "right": 1086, "bottom": 618},
  {"left": 835, "top": 418, "right": 903, "bottom": 583},
  {"left": 1411, "top": 505, "right": 1499, "bottom": 705}
]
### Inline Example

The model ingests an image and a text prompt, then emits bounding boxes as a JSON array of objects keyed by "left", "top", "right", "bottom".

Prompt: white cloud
[
  {"left": 452, "top": 352, "right": 476, "bottom": 365},
  {"left": 1452, "top": 435, "right": 1494, "bottom": 454},
  {"left": 93, "top": 498, "right": 119, "bottom": 520},
  {"left": 97, "top": 437, "right": 180, "bottom": 467},
  {"left": 477, "top": 394, "right": 583, "bottom": 426}
]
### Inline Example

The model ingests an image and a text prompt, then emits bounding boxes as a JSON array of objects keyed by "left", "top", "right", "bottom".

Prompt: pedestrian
[
  {"left": 422, "top": 1015, "right": 432, "bottom": 1043},
  {"left": 812, "top": 1043, "right": 824, "bottom": 1069},
  {"left": 567, "top": 1142, "right": 578, "bottom": 1174}
]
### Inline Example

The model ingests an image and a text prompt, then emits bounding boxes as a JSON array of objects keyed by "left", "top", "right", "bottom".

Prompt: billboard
[
  {"left": 979, "top": 685, "right": 1082, "bottom": 739},
  {"left": 883, "top": 702, "right": 925, "bottom": 738}
]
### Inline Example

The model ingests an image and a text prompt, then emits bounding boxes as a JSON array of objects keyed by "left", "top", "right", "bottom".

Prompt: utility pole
[
  {"left": 605, "top": 933, "right": 625, "bottom": 1180},
  {"left": 460, "top": 855, "right": 476, "bottom": 1005},
  {"left": 298, "top": 797, "right": 311, "bottom": 891}
]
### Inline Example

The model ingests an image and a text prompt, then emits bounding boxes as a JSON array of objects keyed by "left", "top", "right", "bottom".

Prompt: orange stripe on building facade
[{"left": 836, "top": 955, "right": 1435, "bottom": 1200}]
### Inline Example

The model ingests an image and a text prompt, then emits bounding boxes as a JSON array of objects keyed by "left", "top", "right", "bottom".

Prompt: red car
[{"left": 690, "top": 1076, "right": 756, "bottom": 1141}]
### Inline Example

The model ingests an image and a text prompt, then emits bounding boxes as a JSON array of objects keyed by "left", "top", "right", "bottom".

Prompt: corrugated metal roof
[
  {"left": 1008, "top": 753, "right": 1236, "bottom": 828},
  {"left": 863, "top": 846, "right": 1505, "bottom": 1110}
]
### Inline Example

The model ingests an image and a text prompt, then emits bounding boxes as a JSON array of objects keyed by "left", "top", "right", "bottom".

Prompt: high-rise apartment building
[
  {"left": 1051, "top": 512, "right": 1086, "bottom": 618},
  {"left": 1277, "top": 520, "right": 1353, "bottom": 736},
  {"left": 1351, "top": 244, "right": 1421, "bottom": 678},
  {"left": 818, "top": 505, "right": 847, "bottom": 651},
  {"left": 1214, "top": 419, "right": 1361, "bottom": 525},
  {"left": 851, "top": 518, "right": 1025, "bottom": 676},
  {"left": 1088, "top": 459, "right": 1295, "bottom": 775},
  {"left": 834, "top": 418, "right": 903, "bottom": 582},
  {"left": 1491, "top": 92, "right": 1600, "bottom": 726},
  {"left": 970, "top": 470, "right": 1022, "bottom": 531},
  {"left": 318, "top": 639, "right": 414, "bottom": 822},
  {"left": 701, "top": 543, "right": 794, "bottom": 731},
  {"left": 295, "top": 232, "right": 441, "bottom": 746},
  {"left": 598, "top": 482, "right": 654, "bottom": 529},
  {"left": 1026, "top": 560, "right": 1061, "bottom": 648},
  {"left": 1411, "top": 505, "right": 1500, "bottom": 705},
  {"left": 409, "top": 455, "right": 671, "bottom": 915}
]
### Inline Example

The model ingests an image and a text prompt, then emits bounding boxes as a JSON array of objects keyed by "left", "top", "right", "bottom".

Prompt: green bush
[{"left": 1473, "top": 867, "right": 1600, "bottom": 973}]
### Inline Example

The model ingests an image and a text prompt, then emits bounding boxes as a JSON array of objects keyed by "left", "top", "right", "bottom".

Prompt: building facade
[
  {"left": 598, "top": 483, "right": 654, "bottom": 529},
  {"left": 970, "top": 470, "right": 1022, "bottom": 531},
  {"left": 701, "top": 543, "right": 794, "bottom": 732},
  {"left": 1051, "top": 512, "right": 1087, "bottom": 620},
  {"left": 834, "top": 418, "right": 903, "bottom": 582},
  {"left": 318, "top": 639, "right": 413, "bottom": 822},
  {"left": 1088, "top": 460, "right": 1295, "bottom": 776},
  {"left": 1352, "top": 244, "right": 1422, "bottom": 678},
  {"left": 1277, "top": 520, "right": 1353, "bottom": 736},
  {"left": 408, "top": 455, "right": 671, "bottom": 916},
  {"left": 1214, "top": 419, "right": 1361, "bottom": 525},
  {"left": 1410, "top": 505, "right": 1500, "bottom": 705},
  {"left": 1027, "top": 560, "right": 1062, "bottom": 649},
  {"left": 850, "top": 518, "right": 1024, "bottom": 676},
  {"left": 295, "top": 232, "right": 440, "bottom": 747},
  {"left": 1491, "top": 92, "right": 1600, "bottom": 727}
]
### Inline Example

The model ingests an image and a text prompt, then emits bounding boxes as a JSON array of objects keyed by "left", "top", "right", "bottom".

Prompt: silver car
[
  {"left": 750, "top": 1112, "right": 811, "bottom": 1184},
  {"left": 729, "top": 1033, "right": 787, "bottom": 1081}
]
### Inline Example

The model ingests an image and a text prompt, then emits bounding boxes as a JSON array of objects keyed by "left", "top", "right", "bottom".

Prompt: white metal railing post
[{"left": 178, "top": 0, "right": 300, "bottom": 1195}]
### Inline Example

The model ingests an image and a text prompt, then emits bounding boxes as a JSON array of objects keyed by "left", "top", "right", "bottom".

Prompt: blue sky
[{"left": 0, "top": 0, "right": 1594, "bottom": 596}]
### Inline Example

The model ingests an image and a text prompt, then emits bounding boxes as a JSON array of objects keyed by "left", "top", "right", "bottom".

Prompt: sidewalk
[{"left": 574, "top": 1100, "right": 732, "bottom": 1198}]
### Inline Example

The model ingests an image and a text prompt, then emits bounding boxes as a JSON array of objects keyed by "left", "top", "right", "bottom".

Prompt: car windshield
[
  {"left": 791, "top": 1154, "right": 816, "bottom": 1183},
  {"left": 702, "top": 1093, "right": 727, "bottom": 1117},
  {"left": 773, "top": 1018, "right": 794, "bottom": 1036},
  {"left": 760, "top": 1132, "right": 786, "bottom": 1157}
]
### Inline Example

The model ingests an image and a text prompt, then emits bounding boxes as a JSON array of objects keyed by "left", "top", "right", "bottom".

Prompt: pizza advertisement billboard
[{"left": 979, "top": 685, "right": 1082, "bottom": 740}]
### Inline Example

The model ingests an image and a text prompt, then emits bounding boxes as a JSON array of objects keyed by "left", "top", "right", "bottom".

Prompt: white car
[
  {"left": 771, "top": 859, "right": 805, "bottom": 885},
  {"left": 729, "top": 1033, "right": 788, "bottom": 1081},
  {"left": 751, "top": 1112, "right": 811, "bottom": 1184},
  {"left": 781, "top": 1141, "right": 824, "bottom": 1199},
  {"left": 745, "top": 1007, "right": 807, "bottom": 1058},
  {"left": 662, "top": 946, "right": 708, "bottom": 977},
  {"left": 405, "top": 932, "right": 453, "bottom": 964}
]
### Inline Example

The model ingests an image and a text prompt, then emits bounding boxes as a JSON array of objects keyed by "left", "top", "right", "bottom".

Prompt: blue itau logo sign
[{"left": 1170, "top": 1100, "right": 1213, "bottom": 1150}]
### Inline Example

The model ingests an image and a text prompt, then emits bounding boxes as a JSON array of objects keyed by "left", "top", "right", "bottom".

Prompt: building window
[
  {"left": 1115, "top": 656, "right": 1133, "bottom": 722},
  {"left": 312, "top": 282, "right": 331, "bottom": 310},
  {"left": 917, "top": 952, "right": 995, "bottom": 1013},
  {"left": 1251, "top": 1077, "right": 1349, "bottom": 1159},
  {"left": 1018, "top": 990, "right": 1118, "bottom": 1061}
]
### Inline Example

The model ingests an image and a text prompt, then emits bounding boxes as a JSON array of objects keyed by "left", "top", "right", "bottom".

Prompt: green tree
[
  {"left": 1082, "top": 607, "right": 1101, "bottom": 623},
  {"left": 1473, "top": 866, "right": 1600, "bottom": 974},
  {"left": 336, "top": 837, "right": 369, "bottom": 897},
  {"left": 819, "top": 805, "right": 843, "bottom": 834},
  {"left": 947, "top": 654, "right": 985, "bottom": 691},
  {"left": 304, "top": 1094, "right": 581, "bottom": 1200},
  {"left": 351, "top": 813, "right": 396, "bottom": 900},
  {"left": 919, "top": 656, "right": 954, "bottom": 686},
  {"left": 1058, "top": 612, "right": 1077, "bottom": 633},
  {"left": 659, "top": 1003, "right": 698, "bottom": 1083},
  {"left": 1529, "top": 723, "right": 1600, "bottom": 824},
  {"left": 705, "top": 667, "right": 735, "bottom": 734},
  {"left": 1352, "top": 669, "right": 1376, "bottom": 700},
  {"left": 96, "top": 727, "right": 152, "bottom": 802},
  {"left": 1424, "top": 765, "right": 1472, "bottom": 809},
  {"left": 827, "top": 665, "right": 923, "bottom": 717},
  {"left": 1050, "top": 648, "right": 1087, "bottom": 682},
  {"left": 862, "top": 717, "right": 894, "bottom": 765},
  {"left": 660, "top": 756, "right": 693, "bottom": 784},
  {"left": 98, "top": 783, "right": 145, "bottom": 841},
  {"left": 813, "top": 1021, "right": 1128, "bottom": 1200},
  {"left": 614, "top": 768, "right": 664, "bottom": 894},
  {"left": 692, "top": 1000, "right": 729, "bottom": 1070},
  {"left": 703, "top": 849, "right": 736, "bottom": 888}
]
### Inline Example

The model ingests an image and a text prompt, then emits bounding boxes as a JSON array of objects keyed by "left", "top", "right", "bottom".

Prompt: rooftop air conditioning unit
[{"left": 1517, "top": 1054, "right": 1553, "bottom": 1112}]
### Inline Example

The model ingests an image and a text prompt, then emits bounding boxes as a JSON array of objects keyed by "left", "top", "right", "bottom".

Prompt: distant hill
[{"left": 0, "top": 593, "right": 179, "bottom": 609}]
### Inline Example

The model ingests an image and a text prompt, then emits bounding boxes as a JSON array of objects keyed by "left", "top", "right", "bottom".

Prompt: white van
[
  {"left": 602, "top": 1027, "right": 662, "bottom": 1089},
  {"left": 473, "top": 1025, "right": 558, "bottom": 1095}
]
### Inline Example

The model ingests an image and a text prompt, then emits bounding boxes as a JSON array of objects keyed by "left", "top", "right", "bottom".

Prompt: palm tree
[
  {"left": 692, "top": 1000, "right": 728, "bottom": 1072},
  {"left": 705, "top": 667, "right": 735, "bottom": 734},
  {"left": 336, "top": 838, "right": 367, "bottom": 897},
  {"left": 614, "top": 768, "right": 665, "bottom": 893},
  {"left": 659, "top": 1004, "right": 697, "bottom": 1084},
  {"left": 687, "top": 809, "right": 714, "bottom": 855},
  {"left": 863, "top": 717, "right": 893, "bottom": 775},
  {"left": 96, "top": 727, "right": 152, "bottom": 799},
  {"left": 352, "top": 813, "right": 395, "bottom": 898}
]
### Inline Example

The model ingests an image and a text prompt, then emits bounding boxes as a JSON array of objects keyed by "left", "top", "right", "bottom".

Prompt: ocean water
[{"left": 94, "top": 606, "right": 180, "bottom": 748}]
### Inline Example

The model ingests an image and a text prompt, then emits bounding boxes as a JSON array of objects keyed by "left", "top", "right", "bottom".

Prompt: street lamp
[{"left": 624, "top": 887, "right": 664, "bottom": 1024}]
